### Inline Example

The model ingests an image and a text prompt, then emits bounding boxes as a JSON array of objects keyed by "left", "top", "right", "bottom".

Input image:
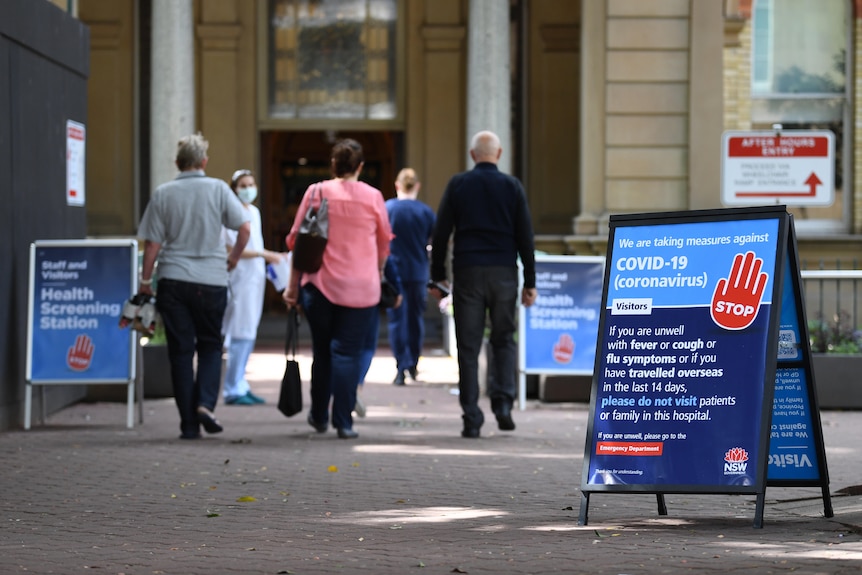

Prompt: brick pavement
[{"left": 2, "top": 344, "right": 862, "bottom": 574}]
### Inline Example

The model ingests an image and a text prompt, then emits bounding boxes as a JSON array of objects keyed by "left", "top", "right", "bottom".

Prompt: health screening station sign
[
  {"left": 578, "top": 206, "right": 832, "bottom": 528},
  {"left": 520, "top": 256, "right": 604, "bottom": 375},
  {"left": 27, "top": 239, "right": 137, "bottom": 383}
]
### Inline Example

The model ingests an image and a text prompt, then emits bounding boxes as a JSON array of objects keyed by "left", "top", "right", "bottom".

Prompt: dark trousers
[
  {"left": 156, "top": 279, "right": 227, "bottom": 437},
  {"left": 386, "top": 280, "right": 427, "bottom": 372},
  {"left": 452, "top": 266, "right": 518, "bottom": 429},
  {"left": 300, "top": 283, "right": 377, "bottom": 430}
]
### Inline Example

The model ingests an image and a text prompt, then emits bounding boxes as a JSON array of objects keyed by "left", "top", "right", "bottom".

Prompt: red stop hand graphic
[
  {"left": 710, "top": 251, "right": 768, "bottom": 330},
  {"left": 67, "top": 334, "right": 94, "bottom": 371},
  {"left": 553, "top": 333, "right": 575, "bottom": 364}
]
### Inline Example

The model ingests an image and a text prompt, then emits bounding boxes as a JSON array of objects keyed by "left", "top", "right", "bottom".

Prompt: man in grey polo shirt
[{"left": 138, "top": 133, "right": 250, "bottom": 439}]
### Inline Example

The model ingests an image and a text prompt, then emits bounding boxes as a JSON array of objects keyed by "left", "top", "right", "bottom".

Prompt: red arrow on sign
[{"left": 736, "top": 172, "right": 822, "bottom": 197}]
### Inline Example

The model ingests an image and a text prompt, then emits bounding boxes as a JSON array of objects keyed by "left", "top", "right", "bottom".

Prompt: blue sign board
[
  {"left": 520, "top": 256, "right": 604, "bottom": 375},
  {"left": 583, "top": 212, "right": 785, "bottom": 491},
  {"left": 769, "top": 367, "right": 819, "bottom": 481},
  {"left": 27, "top": 240, "right": 137, "bottom": 383},
  {"left": 768, "top": 251, "right": 821, "bottom": 482},
  {"left": 579, "top": 207, "right": 832, "bottom": 527}
]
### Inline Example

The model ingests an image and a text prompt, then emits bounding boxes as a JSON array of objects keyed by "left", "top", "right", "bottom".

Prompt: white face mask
[{"left": 237, "top": 186, "right": 257, "bottom": 204}]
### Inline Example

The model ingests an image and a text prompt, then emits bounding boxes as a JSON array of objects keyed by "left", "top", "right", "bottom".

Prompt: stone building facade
[{"left": 60, "top": 0, "right": 862, "bottom": 266}]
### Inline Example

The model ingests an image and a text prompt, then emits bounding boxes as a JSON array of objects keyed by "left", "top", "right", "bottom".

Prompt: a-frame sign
[{"left": 579, "top": 206, "right": 831, "bottom": 528}]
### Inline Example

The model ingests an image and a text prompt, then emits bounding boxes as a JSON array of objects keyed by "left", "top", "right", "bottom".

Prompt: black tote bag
[{"left": 278, "top": 309, "right": 303, "bottom": 417}]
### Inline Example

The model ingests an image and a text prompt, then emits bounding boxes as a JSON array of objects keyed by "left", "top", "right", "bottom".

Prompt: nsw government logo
[{"left": 723, "top": 447, "right": 749, "bottom": 475}]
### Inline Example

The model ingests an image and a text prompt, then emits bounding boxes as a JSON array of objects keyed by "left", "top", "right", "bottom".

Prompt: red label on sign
[
  {"left": 596, "top": 442, "right": 664, "bottom": 456},
  {"left": 68, "top": 126, "right": 84, "bottom": 140},
  {"left": 727, "top": 136, "right": 829, "bottom": 158}
]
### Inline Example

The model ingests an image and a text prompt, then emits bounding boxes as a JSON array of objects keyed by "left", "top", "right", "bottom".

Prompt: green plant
[
  {"left": 808, "top": 311, "right": 862, "bottom": 354},
  {"left": 144, "top": 319, "right": 167, "bottom": 346}
]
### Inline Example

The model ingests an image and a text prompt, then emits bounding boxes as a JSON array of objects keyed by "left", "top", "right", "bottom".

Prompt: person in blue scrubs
[{"left": 385, "top": 168, "right": 436, "bottom": 386}]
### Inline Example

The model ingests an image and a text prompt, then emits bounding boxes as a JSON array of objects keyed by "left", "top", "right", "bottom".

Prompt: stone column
[
  {"left": 466, "top": 0, "right": 511, "bottom": 173},
  {"left": 150, "top": 0, "right": 195, "bottom": 189},
  {"left": 688, "top": 0, "right": 724, "bottom": 211},
  {"left": 574, "top": 0, "right": 605, "bottom": 238}
]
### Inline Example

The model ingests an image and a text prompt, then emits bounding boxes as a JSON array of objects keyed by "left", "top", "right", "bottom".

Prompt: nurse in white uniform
[{"left": 222, "top": 169, "right": 284, "bottom": 405}]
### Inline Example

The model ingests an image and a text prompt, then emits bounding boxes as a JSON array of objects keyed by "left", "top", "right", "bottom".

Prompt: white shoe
[{"left": 354, "top": 394, "right": 367, "bottom": 418}]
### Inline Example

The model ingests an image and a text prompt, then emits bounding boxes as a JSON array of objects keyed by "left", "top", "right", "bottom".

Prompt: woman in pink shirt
[{"left": 283, "top": 139, "right": 392, "bottom": 439}]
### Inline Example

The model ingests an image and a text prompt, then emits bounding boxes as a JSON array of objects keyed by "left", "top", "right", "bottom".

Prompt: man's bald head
[{"left": 470, "top": 131, "right": 502, "bottom": 164}]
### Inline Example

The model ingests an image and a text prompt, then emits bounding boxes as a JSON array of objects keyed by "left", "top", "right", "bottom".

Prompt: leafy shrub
[{"left": 809, "top": 311, "right": 862, "bottom": 354}]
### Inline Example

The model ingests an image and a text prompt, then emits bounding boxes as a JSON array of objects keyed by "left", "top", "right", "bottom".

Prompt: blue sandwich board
[
  {"left": 578, "top": 206, "right": 831, "bottom": 528},
  {"left": 26, "top": 239, "right": 138, "bottom": 429}
]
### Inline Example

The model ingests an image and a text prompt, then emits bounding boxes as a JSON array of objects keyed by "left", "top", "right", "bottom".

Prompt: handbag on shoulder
[
  {"left": 278, "top": 308, "right": 303, "bottom": 417},
  {"left": 292, "top": 183, "right": 328, "bottom": 273}
]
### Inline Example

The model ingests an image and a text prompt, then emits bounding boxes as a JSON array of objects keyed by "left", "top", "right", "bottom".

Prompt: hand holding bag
[
  {"left": 292, "top": 184, "right": 328, "bottom": 273},
  {"left": 278, "top": 309, "right": 303, "bottom": 417}
]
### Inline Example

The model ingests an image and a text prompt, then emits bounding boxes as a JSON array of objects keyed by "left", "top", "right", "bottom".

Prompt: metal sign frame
[{"left": 26, "top": 239, "right": 138, "bottom": 429}]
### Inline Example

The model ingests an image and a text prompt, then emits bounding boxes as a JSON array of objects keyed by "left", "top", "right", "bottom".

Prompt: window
[
  {"left": 267, "top": 0, "right": 398, "bottom": 121},
  {"left": 750, "top": 0, "right": 850, "bottom": 232},
  {"left": 751, "top": 0, "right": 773, "bottom": 93}
]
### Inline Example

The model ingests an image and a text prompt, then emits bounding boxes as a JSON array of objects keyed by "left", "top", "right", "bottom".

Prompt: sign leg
[
  {"left": 656, "top": 494, "right": 667, "bottom": 516},
  {"left": 578, "top": 492, "right": 590, "bottom": 525},
  {"left": 126, "top": 381, "right": 134, "bottom": 429},
  {"left": 24, "top": 384, "right": 32, "bottom": 430},
  {"left": 753, "top": 492, "right": 765, "bottom": 528},
  {"left": 136, "top": 337, "right": 144, "bottom": 425},
  {"left": 821, "top": 485, "right": 834, "bottom": 518},
  {"left": 518, "top": 370, "right": 526, "bottom": 411},
  {"left": 40, "top": 386, "right": 46, "bottom": 425}
]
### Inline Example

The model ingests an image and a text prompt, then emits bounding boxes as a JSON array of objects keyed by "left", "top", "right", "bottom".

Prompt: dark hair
[{"left": 331, "top": 138, "right": 364, "bottom": 177}]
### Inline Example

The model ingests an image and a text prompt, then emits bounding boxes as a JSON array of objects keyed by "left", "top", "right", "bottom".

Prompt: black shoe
[
  {"left": 393, "top": 370, "right": 406, "bottom": 386},
  {"left": 461, "top": 427, "right": 480, "bottom": 438},
  {"left": 196, "top": 407, "right": 223, "bottom": 434},
  {"left": 179, "top": 432, "right": 201, "bottom": 440},
  {"left": 307, "top": 412, "right": 328, "bottom": 433},
  {"left": 407, "top": 366, "right": 418, "bottom": 381},
  {"left": 337, "top": 427, "right": 359, "bottom": 439},
  {"left": 495, "top": 412, "right": 516, "bottom": 431},
  {"left": 494, "top": 403, "right": 516, "bottom": 431}
]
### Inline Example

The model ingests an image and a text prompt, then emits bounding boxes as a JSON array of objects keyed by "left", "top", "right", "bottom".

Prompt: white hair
[
  {"left": 470, "top": 131, "right": 501, "bottom": 160},
  {"left": 176, "top": 133, "right": 209, "bottom": 170}
]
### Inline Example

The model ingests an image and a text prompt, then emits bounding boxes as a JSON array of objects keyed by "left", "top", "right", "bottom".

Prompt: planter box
[
  {"left": 539, "top": 374, "right": 591, "bottom": 402},
  {"left": 87, "top": 344, "right": 173, "bottom": 401},
  {"left": 812, "top": 353, "right": 862, "bottom": 409},
  {"left": 142, "top": 344, "right": 173, "bottom": 398}
]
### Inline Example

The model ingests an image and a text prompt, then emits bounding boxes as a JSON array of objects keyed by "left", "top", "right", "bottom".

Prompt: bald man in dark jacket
[{"left": 430, "top": 130, "right": 537, "bottom": 438}]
